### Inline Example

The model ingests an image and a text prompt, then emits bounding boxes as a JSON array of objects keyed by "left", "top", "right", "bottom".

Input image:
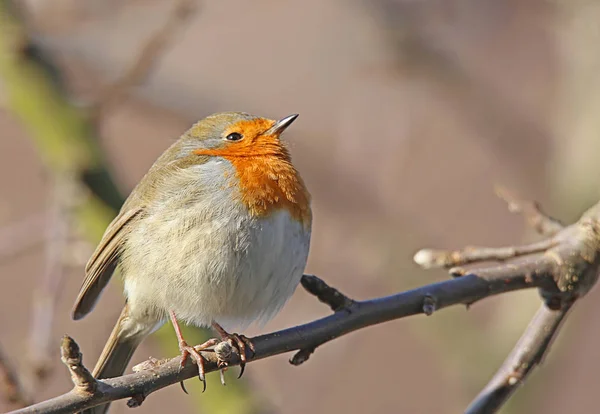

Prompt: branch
[
  {"left": 9, "top": 263, "right": 554, "bottom": 414},
  {"left": 90, "top": 0, "right": 198, "bottom": 121},
  {"left": 465, "top": 303, "right": 572, "bottom": 414},
  {"left": 59, "top": 336, "right": 97, "bottom": 394},
  {"left": 0, "top": 343, "right": 31, "bottom": 408},
  {"left": 11, "top": 189, "right": 600, "bottom": 413},
  {"left": 26, "top": 173, "right": 84, "bottom": 384},
  {"left": 495, "top": 186, "right": 564, "bottom": 236},
  {"left": 413, "top": 193, "right": 600, "bottom": 413},
  {"left": 0, "top": 213, "right": 46, "bottom": 262}
]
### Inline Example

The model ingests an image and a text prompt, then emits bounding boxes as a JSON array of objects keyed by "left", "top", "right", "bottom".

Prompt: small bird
[{"left": 72, "top": 112, "right": 312, "bottom": 414}]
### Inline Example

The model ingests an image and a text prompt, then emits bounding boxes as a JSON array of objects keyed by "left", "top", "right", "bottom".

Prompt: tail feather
[{"left": 81, "top": 306, "right": 147, "bottom": 414}]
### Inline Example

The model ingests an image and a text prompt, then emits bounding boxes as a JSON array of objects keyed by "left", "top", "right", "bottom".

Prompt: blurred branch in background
[
  {"left": 415, "top": 190, "right": 600, "bottom": 413},
  {"left": 0, "top": 213, "right": 46, "bottom": 262},
  {"left": 370, "top": 0, "right": 552, "bottom": 189},
  {"left": 0, "top": 344, "right": 31, "bottom": 408},
  {"left": 0, "top": 0, "right": 263, "bottom": 413},
  {"left": 89, "top": 0, "right": 198, "bottom": 123},
  {"left": 28, "top": 171, "right": 79, "bottom": 379},
  {"left": 11, "top": 190, "right": 600, "bottom": 413},
  {"left": 551, "top": 0, "right": 600, "bottom": 220},
  {"left": 365, "top": 3, "right": 558, "bottom": 412}
]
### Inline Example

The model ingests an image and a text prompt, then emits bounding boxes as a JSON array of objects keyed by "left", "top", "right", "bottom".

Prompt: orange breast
[
  {"left": 193, "top": 119, "right": 311, "bottom": 227},
  {"left": 227, "top": 154, "right": 312, "bottom": 227}
]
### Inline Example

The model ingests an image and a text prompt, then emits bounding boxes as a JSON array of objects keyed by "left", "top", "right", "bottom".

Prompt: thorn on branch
[
  {"left": 59, "top": 336, "right": 96, "bottom": 394},
  {"left": 301, "top": 275, "right": 355, "bottom": 312},
  {"left": 495, "top": 187, "right": 564, "bottom": 236},
  {"left": 289, "top": 347, "right": 316, "bottom": 366}
]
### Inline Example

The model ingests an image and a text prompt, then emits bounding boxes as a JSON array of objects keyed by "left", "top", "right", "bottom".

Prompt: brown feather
[{"left": 72, "top": 208, "right": 143, "bottom": 320}]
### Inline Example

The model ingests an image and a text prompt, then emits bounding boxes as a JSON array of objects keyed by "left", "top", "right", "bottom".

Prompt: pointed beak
[{"left": 265, "top": 114, "right": 299, "bottom": 137}]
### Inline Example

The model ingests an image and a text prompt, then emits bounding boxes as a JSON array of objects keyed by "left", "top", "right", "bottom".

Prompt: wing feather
[{"left": 72, "top": 207, "right": 143, "bottom": 320}]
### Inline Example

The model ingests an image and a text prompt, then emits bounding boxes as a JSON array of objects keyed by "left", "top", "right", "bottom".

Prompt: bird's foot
[
  {"left": 177, "top": 338, "right": 220, "bottom": 392},
  {"left": 212, "top": 322, "right": 255, "bottom": 378}
]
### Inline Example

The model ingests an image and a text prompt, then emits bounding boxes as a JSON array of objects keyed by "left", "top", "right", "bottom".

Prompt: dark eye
[{"left": 225, "top": 132, "right": 243, "bottom": 141}]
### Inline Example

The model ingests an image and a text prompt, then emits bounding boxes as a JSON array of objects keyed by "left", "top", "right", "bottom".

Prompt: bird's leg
[
  {"left": 169, "top": 310, "right": 219, "bottom": 391},
  {"left": 211, "top": 322, "right": 255, "bottom": 378}
]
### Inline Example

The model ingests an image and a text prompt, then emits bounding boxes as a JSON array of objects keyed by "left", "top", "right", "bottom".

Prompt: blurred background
[{"left": 2, "top": 0, "right": 600, "bottom": 413}]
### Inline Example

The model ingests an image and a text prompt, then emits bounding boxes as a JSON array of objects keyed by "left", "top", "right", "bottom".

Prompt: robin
[{"left": 72, "top": 112, "right": 312, "bottom": 413}]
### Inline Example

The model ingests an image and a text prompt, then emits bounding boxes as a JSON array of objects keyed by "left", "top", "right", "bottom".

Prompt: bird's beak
[{"left": 264, "top": 114, "right": 299, "bottom": 137}]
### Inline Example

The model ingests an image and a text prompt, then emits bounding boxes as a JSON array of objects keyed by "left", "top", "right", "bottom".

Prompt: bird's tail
[{"left": 81, "top": 305, "right": 152, "bottom": 414}]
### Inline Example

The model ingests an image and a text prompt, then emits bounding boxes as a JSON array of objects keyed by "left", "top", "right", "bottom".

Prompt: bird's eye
[{"left": 225, "top": 132, "right": 243, "bottom": 141}]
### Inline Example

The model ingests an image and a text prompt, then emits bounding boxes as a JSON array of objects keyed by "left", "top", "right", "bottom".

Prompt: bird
[{"left": 72, "top": 112, "right": 312, "bottom": 413}]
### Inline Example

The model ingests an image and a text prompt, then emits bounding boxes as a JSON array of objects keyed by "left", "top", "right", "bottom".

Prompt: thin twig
[
  {"left": 465, "top": 303, "right": 573, "bottom": 414},
  {"left": 496, "top": 186, "right": 564, "bottom": 236},
  {"left": 28, "top": 173, "right": 79, "bottom": 379},
  {"left": 413, "top": 239, "right": 557, "bottom": 269},
  {"left": 414, "top": 194, "right": 600, "bottom": 414},
  {"left": 0, "top": 213, "right": 46, "bottom": 262},
  {"left": 300, "top": 274, "right": 355, "bottom": 312},
  {"left": 59, "top": 336, "right": 97, "bottom": 394},
  {"left": 90, "top": 0, "right": 198, "bottom": 122},
  {"left": 0, "top": 343, "right": 31, "bottom": 407}
]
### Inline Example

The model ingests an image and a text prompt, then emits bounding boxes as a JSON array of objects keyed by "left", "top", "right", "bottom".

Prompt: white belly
[{"left": 121, "top": 178, "right": 311, "bottom": 330}]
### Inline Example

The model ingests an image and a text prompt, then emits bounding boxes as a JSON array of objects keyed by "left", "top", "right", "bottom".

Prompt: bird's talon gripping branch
[
  {"left": 178, "top": 341, "right": 207, "bottom": 390},
  {"left": 213, "top": 341, "right": 232, "bottom": 385},
  {"left": 212, "top": 322, "right": 255, "bottom": 379},
  {"left": 169, "top": 311, "right": 219, "bottom": 392}
]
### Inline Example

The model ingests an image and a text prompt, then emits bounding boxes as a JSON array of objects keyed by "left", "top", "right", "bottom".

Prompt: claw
[
  {"left": 169, "top": 310, "right": 219, "bottom": 393},
  {"left": 179, "top": 342, "right": 207, "bottom": 389},
  {"left": 211, "top": 322, "right": 256, "bottom": 378}
]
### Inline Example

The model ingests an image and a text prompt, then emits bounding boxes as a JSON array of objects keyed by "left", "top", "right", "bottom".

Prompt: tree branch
[
  {"left": 495, "top": 186, "right": 564, "bottom": 236},
  {"left": 28, "top": 172, "right": 80, "bottom": 379},
  {"left": 11, "top": 189, "right": 600, "bottom": 414},
  {"left": 414, "top": 194, "right": 600, "bottom": 413},
  {"left": 0, "top": 343, "right": 31, "bottom": 408},
  {"left": 0, "top": 213, "right": 46, "bottom": 262},
  {"left": 7, "top": 265, "right": 554, "bottom": 414},
  {"left": 465, "top": 303, "right": 573, "bottom": 414},
  {"left": 90, "top": 0, "right": 198, "bottom": 122}
]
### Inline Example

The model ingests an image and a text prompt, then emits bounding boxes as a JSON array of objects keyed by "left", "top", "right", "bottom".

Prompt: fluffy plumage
[{"left": 73, "top": 112, "right": 312, "bottom": 414}]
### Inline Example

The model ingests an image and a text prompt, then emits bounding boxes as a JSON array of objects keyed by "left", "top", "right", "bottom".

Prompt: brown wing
[{"left": 72, "top": 207, "right": 143, "bottom": 320}]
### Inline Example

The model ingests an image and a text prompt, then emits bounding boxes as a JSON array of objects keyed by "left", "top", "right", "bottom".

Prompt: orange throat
[{"left": 195, "top": 147, "right": 311, "bottom": 227}]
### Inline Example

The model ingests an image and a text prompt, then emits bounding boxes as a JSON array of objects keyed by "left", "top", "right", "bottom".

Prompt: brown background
[{"left": 2, "top": 1, "right": 600, "bottom": 413}]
